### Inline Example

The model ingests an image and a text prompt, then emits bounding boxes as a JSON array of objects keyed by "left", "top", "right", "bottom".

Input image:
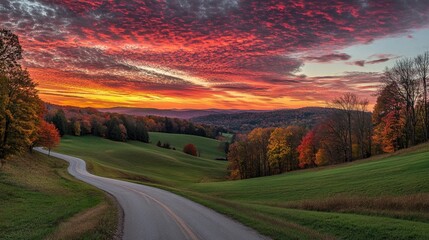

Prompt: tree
[
  {"left": 72, "top": 121, "right": 81, "bottom": 136},
  {"left": 227, "top": 141, "right": 250, "bottom": 179},
  {"left": 372, "top": 83, "right": 405, "bottom": 153},
  {"left": 385, "top": 59, "right": 420, "bottom": 147},
  {"left": 267, "top": 128, "right": 291, "bottom": 173},
  {"left": 0, "top": 29, "right": 42, "bottom": 160},
  {"left": 37, "top": 120, "right": 60, "bottom": 156},
  {"left": 52, "top": 109, "right": 67, "bottom": 136},
  {"left": 415, "top": 51, "right": 429, "bottom": 141},
  {"left": 183, "top": 143, "right": 198, "bottom": 156},
  {"left": 135, "top": 119, "right": 149, "bottom": 143},
  {"left": 247, "top": 128, "right": 273, "bottom": 176},
  {"left": 0, "top": 29, "right": 22, "bottom": 73},
  {"left": 329, "top": 93, "right": 359, "bottom": 162},
  {"left": 106, "top": 117, "right": 127, "bottom": 142},
  {"left": 297, "top": 130, "right": 317, "bottom": 168}
]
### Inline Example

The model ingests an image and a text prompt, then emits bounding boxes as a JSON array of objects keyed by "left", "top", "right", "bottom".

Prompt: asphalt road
[{"left": 35, "top": 148, "right": 268, "bottom": 240}]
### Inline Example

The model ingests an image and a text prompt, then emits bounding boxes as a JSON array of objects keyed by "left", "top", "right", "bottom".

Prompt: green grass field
[
  {"left": 58, "top": 135, "right": 227, "bottom": 186},
  {"left": 56, "top": 135, "right": 429, "bottom": 239},
  {"left": 148, "top": 132, "right": 226, "bottom": 159},
  {"left": 0, "top": 152, "right": 118, "bottom": 240}
]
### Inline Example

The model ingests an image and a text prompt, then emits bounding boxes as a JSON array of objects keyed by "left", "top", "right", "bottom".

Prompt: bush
[{"left": 183, "top": 144, "right": 198, "bottom": 156}]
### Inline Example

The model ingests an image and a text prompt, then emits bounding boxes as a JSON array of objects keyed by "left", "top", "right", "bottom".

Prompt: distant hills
[
  {"left": 51, "top": 104, "right": 334, "bottom": 133},
  {"left": 98, "top": 107, "right": 265, "bottom": 119},
  {"left": 191, "top": 107, "right": 332, "bottom": 132}
]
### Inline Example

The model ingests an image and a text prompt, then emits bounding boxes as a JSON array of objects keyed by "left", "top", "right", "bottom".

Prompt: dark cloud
[{"left": 304, "top": 53, "right": 351, "bottom": 62}]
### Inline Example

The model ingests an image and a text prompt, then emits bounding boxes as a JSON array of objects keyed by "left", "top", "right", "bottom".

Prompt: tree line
[
  {"left": 228, "top": 51, "right": 428, "bottom": 179},
  {"left": 0, "top": 29, "right": 60, "bottom": 164},
  {"left": 45, "top": 104, "right": 228, "bottom": 143}
]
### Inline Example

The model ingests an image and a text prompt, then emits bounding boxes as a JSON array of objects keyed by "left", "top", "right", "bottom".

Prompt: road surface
[{"left": 35, "top": 148, "right": 268, "bottom": 240}]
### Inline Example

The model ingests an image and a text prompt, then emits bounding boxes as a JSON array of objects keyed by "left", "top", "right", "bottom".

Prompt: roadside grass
[
  {"left": 0, "top": 152, "right": 118, "bottom": 240},
  {"left": 56, "top": 136, "right": 429, "bottom": 239},
  {"left": 148, "top": 132, "right": 226, "bottom": 160}
]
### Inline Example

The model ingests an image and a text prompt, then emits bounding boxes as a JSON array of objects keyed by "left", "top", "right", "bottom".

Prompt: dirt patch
[{"left": 46, "top": 203, "right": 109, "bottom": 240}]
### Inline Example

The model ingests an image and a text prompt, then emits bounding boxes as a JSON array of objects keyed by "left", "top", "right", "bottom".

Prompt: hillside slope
[
  {"left": 98, "top": 107, "right": 260, "bottom": 119},
  {"left": 0, "top": 152, "right": 118, "bottom": 239},
  {"left": 191, "top": 107, "right": 332, "bottom": 132},
  {"left": 148, "top": 132, "right": 226, "bottom": 159},
  {"left": 55, "top": 136, "right": 429, "bottom": 239}
]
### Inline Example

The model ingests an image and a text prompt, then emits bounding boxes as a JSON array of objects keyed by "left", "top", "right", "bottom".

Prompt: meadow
[
  {"left": 0, "top": 152, "right": 118, "bottom": 240},
  {"left": 56, "top": 134, "right": 429, "bottom": 239}
]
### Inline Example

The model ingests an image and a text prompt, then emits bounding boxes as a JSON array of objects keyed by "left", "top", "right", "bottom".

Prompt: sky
[{"left": 1, "top": 0, "right": 429, "bottom": 110}]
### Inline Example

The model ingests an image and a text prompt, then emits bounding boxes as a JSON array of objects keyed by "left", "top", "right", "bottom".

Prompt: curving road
[{"left": 35, "top": 148, "right": 268, "bottom": 240}]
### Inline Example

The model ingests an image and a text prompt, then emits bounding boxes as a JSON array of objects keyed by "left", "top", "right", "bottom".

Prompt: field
[
  {"left": 56, "top": 135, "right": 429, "bottom": 239},
  {"left": 0, "top": 152, "right": 118, "bottom": 240},
  {"left": 148, "top": 132, "right": 227, "bottom": 160},
  {"left": 58, "top": 135, "right": 227, "bottom": 186}
]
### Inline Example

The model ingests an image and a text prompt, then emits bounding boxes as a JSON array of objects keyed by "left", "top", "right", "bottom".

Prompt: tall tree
[
  {"left": 52, "top": 110, "right": 67, "bottom": 136},
  {"left": 135, "top": 119, "right": 149, "bottom": 143},
  {"left": 297, "top": 130, "right": 317, "bottom": 168},
  {"left": 385, "top": 59, "right": 420, "bottom": 146},
  {"left": 329, "top": 93, "right": 359, "bottom": 162},
  {"left": 415, "top": 51, "right": 429, "bottom": 141},
  {"left": 372, "top": 83, "right": 405, "bottom": 152},
  {"left": 0, "top": 29, "right": 42, "bottom": 160},
  {"left": 267, "top": 128, "right": 291, "bottom": 173},
  {"left": 247, "top": 128, "right": 273, "bottom": 176},
  {"left": 0, "top": 29, "right": 22, "bottom": 74}
]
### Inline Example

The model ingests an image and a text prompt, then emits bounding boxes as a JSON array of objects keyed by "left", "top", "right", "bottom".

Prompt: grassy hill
[
  {"left": 0, "top": 152, "right": 118, "bottom": 240},
  {"left": 55, "top": 136, "right": 429, "bottom": 239},
  {"left": 58, "top": 136, "right": 227, "bottom": 186},
  {"left": 148, "top": 132, "right": 226, "bottom": 159}
]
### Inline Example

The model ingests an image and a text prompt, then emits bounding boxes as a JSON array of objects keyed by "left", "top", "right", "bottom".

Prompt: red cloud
[{"left": 2, "top": 0, "right": 428, "bottom": 108}]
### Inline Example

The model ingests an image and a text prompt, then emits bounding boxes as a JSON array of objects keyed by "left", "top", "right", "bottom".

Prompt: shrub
[{"left": 183, "top": 144, "right": 198, "bottom": 156}]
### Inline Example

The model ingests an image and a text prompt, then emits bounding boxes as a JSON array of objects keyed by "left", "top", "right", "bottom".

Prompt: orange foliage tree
[
  {"left": 37, "top": 120, "right": 60, "bottom": 155},
  {"left": 183, "top": 143, "right": 198, "bottom": 156},
  {"left": 297, "top": 130, "right": 317, "bottom": 168}
]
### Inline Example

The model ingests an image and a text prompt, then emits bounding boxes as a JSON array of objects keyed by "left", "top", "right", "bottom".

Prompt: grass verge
[{"left": 0, "top": 152, "right": 119, "bottom": 240}]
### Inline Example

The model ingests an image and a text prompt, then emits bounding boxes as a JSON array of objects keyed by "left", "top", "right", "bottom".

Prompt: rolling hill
[
  {"left": 54, "top": 135, "right": 429, "bottom": 239},
  {"left": 98, "top": 107, "right": 263, "bottom": 119},
  {"left": 191, "top": 107, "right": 332, "bottom": 132}
]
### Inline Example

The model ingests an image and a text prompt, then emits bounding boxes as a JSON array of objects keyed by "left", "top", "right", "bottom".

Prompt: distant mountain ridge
[
  {"left": 98, "top": 107, "right": 267, "bottom": 119},
  {"left": 191, "top": 107, "right": 332, "bottom": 132}
]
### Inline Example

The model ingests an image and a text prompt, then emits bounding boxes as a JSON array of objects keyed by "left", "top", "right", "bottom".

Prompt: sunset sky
[{"left": 2, "top": 0, "right": 429, "bottom": 110}]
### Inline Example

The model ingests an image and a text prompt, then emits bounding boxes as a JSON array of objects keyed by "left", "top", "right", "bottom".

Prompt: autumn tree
[
  {"left": 297, "top": 130, "right": 317, "bottom": 168},
  {"left": 385, "top": 58, "right": 420, "bottom": 147},
  {"left": 0, "top": 29, "right": 42, "bottom": 161},
  {"left": 72, "top": 120, "right": 81, "bottom": 136},
  {"left": 247, "top": 128, "right": 274, "bottom": 176},
  {"left": 372, "top": 82, "right": 405, "bottom": 153},
  {"left": 183, "top": 143, "right": 198, "bottom": 156},
  {"left": 267, "top": 128, "right": 291, "bottom": 173},
  {"left": 37, "top": 120, "right": 60, "bottom": 155},
  {"left": 227, "top": 141, "right": 250, "bottom": 179}
]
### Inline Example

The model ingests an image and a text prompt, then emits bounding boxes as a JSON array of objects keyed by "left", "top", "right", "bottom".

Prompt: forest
[
  {"left": 44, "top": 104, "right": 228, "bottom": 143},
  {"left": 227, "top": 52, "right": 429, "bottom": 179}
]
